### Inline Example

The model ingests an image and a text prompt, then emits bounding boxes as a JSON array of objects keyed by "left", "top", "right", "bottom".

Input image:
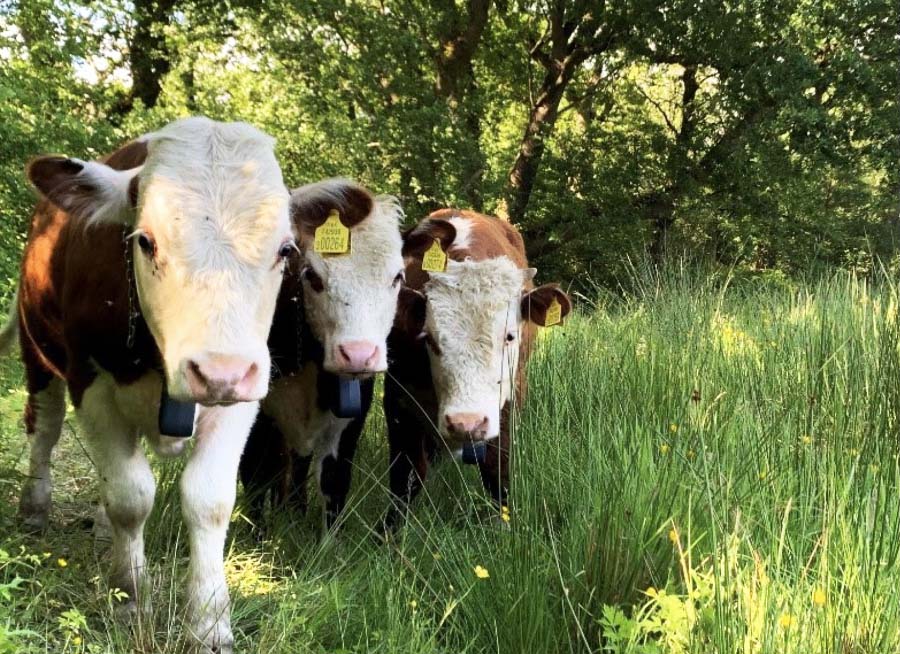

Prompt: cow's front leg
[
  {"left": 319, "top": 416, "right": 364, "bottom": 529},
  {"left": 77, "top": 377, "right": 155, "bottom": 615},
  {"left": 181, "top": 401, "right": 257, "bottom": 654}
]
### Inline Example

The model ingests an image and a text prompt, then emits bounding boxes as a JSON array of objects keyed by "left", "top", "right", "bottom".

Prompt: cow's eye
[
  {"left": 392, "top": 271, "right": 405, "bottom": 287},
  {"left": 302, "top": 266, "right": 325, "bottom": 292},
  {"left": 278, "top": 240, "right": 296, "bottom": 260},
  {"left": 506, "top": 333, "right": 516, "bottom": 343},
  {"left": 136, "top": 232, "right": 156, "bottom": 258}
]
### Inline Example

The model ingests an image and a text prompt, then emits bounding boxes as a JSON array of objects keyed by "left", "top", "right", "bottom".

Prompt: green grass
[{"left": 2, "top": 269, "right": 900, "bottom": 653}]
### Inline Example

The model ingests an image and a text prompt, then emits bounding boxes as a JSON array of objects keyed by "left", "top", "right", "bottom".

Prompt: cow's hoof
[
  {"left": 189, "top": 614, "right": 234, "bottom": 654},
  {"left": 193, "top": 633, "right": 234, "bottom": 654}
]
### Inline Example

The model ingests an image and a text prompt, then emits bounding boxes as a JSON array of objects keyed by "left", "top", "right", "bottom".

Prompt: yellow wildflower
[
  {"left": 500, "top": 506, "right": 511, "bottom": 523},
  {"left": 669, "top": 423, "right": 678, "bottom": 434},
  {"left": 72, "top": 635, "right": 82, "bottom": 646},
  {"left": 659, "top": 443, "right": 670, "bottom": 455},
  {"left": 57, "top": 558, "right": 68, "bottom": 568},
  {"left": 801, "top": 435, "right": 812, "bottom": 445},
  {"left": 812, "top": 588, "right": 826, "bottom": 607},
  {"left": 474, "top": 565, "right": 489, "bottom": 579},
  {"left": 408, "top": 599, "right": 417, "bottom": 609},
  {"left": 778, "top": 613, "right": 796, "bottom": 629},
  {"left": 668, "top": 528, "right": 678, "bottom": 544}
]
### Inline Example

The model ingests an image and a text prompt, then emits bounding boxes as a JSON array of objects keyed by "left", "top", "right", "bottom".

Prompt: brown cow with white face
[
  {"left": 2, "top": 117, "right": 292, "bottom": 653},
  {"left": 384, "top": 209, "right": 571, "bottom": 524}
]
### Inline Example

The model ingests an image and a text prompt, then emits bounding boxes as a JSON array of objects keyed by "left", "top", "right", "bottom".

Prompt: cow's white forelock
[
  {"left": 424, "top": 256, "right": 529, "bottom": 439},
  {"left": 302, "top": 194, "right": 404, "bottom": 372},
  {"left": 133, "top": 117, "right": 291, "bottom": 399}
]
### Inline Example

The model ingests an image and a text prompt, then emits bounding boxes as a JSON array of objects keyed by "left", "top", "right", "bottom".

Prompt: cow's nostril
[
  {"left": 241, "top": 362, "right": 258, "bottom": 385},
  {"left": 187, "top": 360, "right": 206, "bottom": 386}
]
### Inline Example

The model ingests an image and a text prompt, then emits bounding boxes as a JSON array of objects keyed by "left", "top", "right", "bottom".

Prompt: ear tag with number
[
  {"left": 421, "top": 238, "right": 447, "bottom": 272},
  {"left": 314, "top": 210, "right": 351, "bottom": 255},
  {"left": 543, "top": 297, "right": 562, "bottom": 327}
]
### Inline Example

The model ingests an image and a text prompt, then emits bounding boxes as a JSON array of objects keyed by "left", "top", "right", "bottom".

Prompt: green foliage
[{"left": 0, "top": 0, "right": 896, "bottom": 292}]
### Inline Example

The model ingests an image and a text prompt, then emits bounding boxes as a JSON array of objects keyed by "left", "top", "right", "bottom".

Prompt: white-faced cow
[
  {"left": 384, "top": 209, "right": 571, "bottom": 526},
  {"left": 239, "top": 180, "right": 404, "bottom": 528},
  {"left": 2, "top": 117, "right": 292, "bottom": 653}
]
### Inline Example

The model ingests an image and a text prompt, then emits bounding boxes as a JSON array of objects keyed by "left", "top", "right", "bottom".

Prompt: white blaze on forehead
[
  {"left": 301, "top": 190, "right": 404, "bottom": 372},
  {"left": 424, "top": 256, "right": 530, "bottom": 438},
  {"left": 138, "top": 117, "right": 289, "bottom": 268},
  {"left": 446, "top": 215, "right": 472, "bottom": 250}
]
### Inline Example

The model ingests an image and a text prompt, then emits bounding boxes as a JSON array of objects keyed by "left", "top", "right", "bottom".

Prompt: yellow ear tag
[
  {"left": 314, "top": 210, "right": 350, "bottom": 255},
  {"left": 421, "top": 238, "right": 447, "bottom": 272},
  {"left": 543, "top": 298, "right": 562, "bottom": 327}
]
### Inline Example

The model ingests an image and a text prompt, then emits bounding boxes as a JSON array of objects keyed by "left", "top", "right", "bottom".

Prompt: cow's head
[
  {"left": 27, "top": 117, "right": 292, "bottom": 405},
  {"left": 291, "top": 179, "right": 404, "bottom": 376},
  {"left": 399, "top": 218, "right": 571, "bottom": 443}
]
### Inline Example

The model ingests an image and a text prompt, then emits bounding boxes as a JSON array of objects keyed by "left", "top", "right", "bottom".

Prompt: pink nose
[
  {"left": 185, "top": 353, "right": 259, "bottom": 403},
  {"left": 445, "top": 413, "right": 490, "bottom": 439},
  {"left": 335, "top": 341, "right": 380, "bottom": 373}
]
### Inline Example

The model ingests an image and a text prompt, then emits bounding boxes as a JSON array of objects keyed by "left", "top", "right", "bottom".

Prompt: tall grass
[{"left": 1, "top": 269, "right": 899, "bottom": 653}]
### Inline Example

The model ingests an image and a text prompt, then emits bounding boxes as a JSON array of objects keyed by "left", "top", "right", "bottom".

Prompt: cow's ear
[
  {"left": 402, "top": 219, "right": 456, "bottom": 259},
  {"left": 290, "top": 178, "right": 374, "bottom": 241},
  {"left": 395, "top": 287, "right": 426, "bottom": 337},
  {"left": 521, "top": 284, "right": 572, "bottom": 326},
  {"left": 27, "top": 156, "right": 142, "bottom": 225}
]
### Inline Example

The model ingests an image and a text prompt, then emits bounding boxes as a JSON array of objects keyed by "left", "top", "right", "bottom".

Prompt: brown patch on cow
[
  {"left": 401, "top": 219, "right": 457, "bottom": 259},
  {"left": 18, "top": 140, "right": 159, "bottom": 408},
  {"left": 26, "top": 141, "right": 148, "bottom": 221},
  {"left": 23, "top": 398, "right": 36, "bottom": 435},
  {"left": 102, "top": 140, "right": 148, "bottom": 169},
  {"left": 394, "top": 287, "right": 426, "bottom": 338},
  {"left": 521, "top": 284, "right": 572, "bottom": 326},
  {"left": 291, "top": 181, "right": 374, "bottom": 244},
  {"left": 427, "top": 209, "right": 528, "bottom": 266},
  {"left": 403, "top": 210, "right": 530, "bottom": 291}
]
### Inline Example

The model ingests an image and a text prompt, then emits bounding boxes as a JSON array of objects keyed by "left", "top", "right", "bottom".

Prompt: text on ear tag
[
  {"left": 543, "top": 297, "right": 562, "bottom": 327},
  {"left": 421, "top": 238, "right": 447, "bottom": 272},
  {"left": 314, "top": 210, "right": 351, "bottom": 254}
]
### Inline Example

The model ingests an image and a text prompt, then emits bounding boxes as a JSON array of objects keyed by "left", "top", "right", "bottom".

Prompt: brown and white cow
[
  {"left": 1, "top": 117, "right": 292, "bottom": 653},
  {"left": 384, "top": 209, "right": 571, "bottom": 525},
  {"left": 239, "top": 179, "right": 404, "bottom": 529}
]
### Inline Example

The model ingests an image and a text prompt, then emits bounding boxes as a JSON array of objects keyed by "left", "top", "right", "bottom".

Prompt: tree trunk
[
  {"left": 502, "top": 1, "right": 615, "bottom": 224},
  {"left": 434, "top": 0, "right": 491, "bottom": 210},
  {"left": 505, "top": 64, "right": 570, "bottom": 223},
  {"left": 129, "top": 0, "right": 177, "bottom": 109}
]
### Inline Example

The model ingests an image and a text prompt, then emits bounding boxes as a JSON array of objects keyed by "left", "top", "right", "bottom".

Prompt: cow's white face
[
  {"left": 419, "top": 257, "right": 533, "bottom": 441},
  {"left": 27, "top": 117, "right": 293, "bottom": 404},
  {"left": 293, "top": 180, "right": 404, "bottom": 376}
]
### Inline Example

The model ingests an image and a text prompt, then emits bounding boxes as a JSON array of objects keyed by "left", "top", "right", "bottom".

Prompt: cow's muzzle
[{"left": 183, "top": 353, "right": 261, "bottom": 404}]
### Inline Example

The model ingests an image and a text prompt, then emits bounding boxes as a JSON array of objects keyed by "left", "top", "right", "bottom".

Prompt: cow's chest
[
  {"left": 262, "top": 366, "right": 351, "bottom": 459},
  {"left": 96, "top": 371, "right": 188, "bottom": 457}
]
